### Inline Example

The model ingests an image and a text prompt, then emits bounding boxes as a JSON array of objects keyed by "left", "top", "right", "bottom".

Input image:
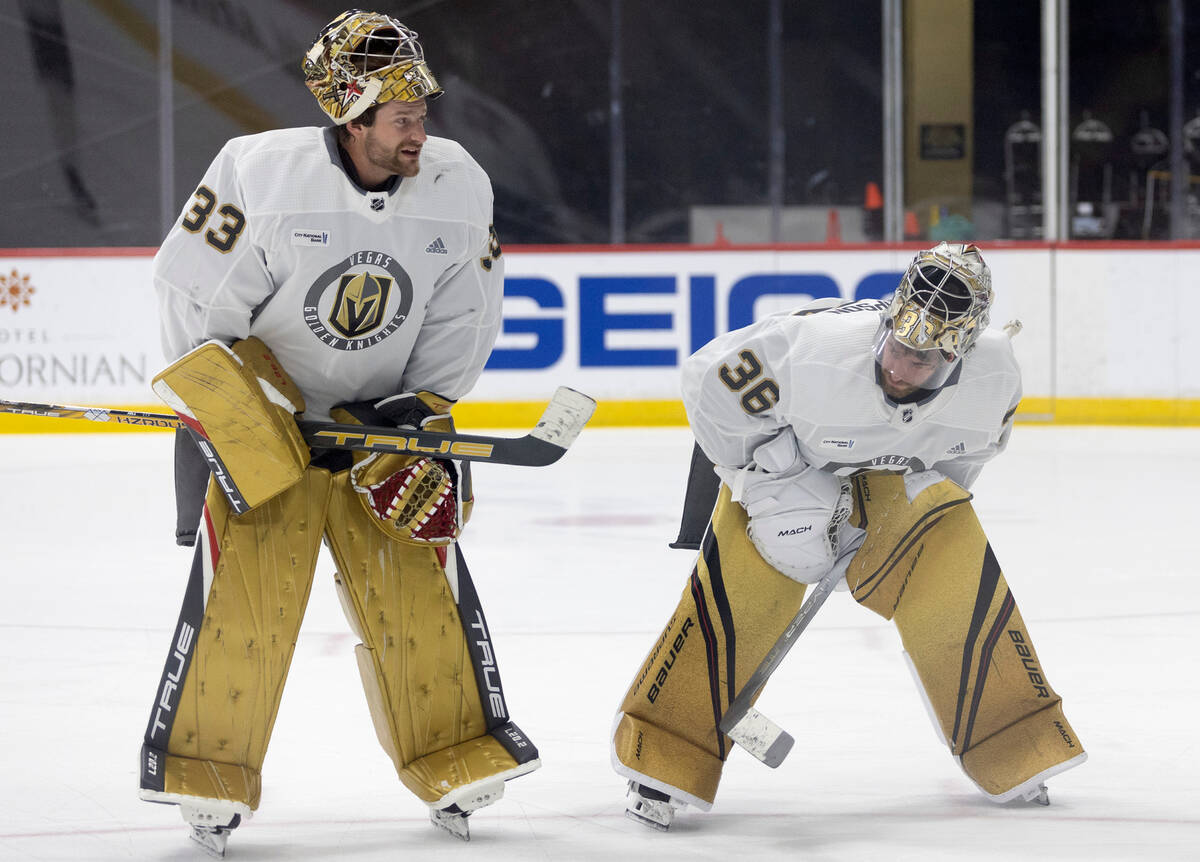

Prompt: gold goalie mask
[
  {"left": 303, "top": 9, "right": 442, "bottom": 124},
  {"left": 872, "top": 241, "right": 995, "bottom": 391},
  {"left": 888, "top": 241, "right": 994, "bottom": 358}
]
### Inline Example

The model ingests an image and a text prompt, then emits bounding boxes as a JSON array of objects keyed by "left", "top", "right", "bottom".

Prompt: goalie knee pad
[
  {"left": 846, "top": 472, "right": 1086, "bottom": 799},
  {"left": 152, "top": 338, "right": 310, "bottom": 512},
  {"left": 612, "top": 486, "right": 808, "bottom": 807}
]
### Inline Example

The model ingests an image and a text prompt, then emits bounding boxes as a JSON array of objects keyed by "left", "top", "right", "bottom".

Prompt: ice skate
[
  {"left": 625, "top": 781, "right": 679, "bottom": 831},
  {"left": 428, "top": 777, "right": 506, "bottom": 842},
  {"left": 178, "top": 800, "right": 243, "bottom": 859},
  {"left": 430, "top": 804, "right": 471, "bottom": 841},
  {"left": 1021, "top": 782, "right": 1049, "bottom": 806}
]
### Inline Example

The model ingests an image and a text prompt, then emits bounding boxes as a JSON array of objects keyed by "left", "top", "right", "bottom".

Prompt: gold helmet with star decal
[{"left": 302, "top": 9, "right": 442, "bottom": 125}]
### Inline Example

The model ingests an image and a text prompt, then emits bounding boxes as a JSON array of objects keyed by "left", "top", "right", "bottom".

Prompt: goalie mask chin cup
[{"left": 303, "top": 10, "right": 442, "bottom": 125}]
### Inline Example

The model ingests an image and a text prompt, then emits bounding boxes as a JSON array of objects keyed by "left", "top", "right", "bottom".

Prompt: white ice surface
[{"left": 0, "top": 426, "right": 1196, "bottom": 860}]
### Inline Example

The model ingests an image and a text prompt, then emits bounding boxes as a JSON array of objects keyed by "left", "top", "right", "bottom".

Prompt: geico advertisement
[
  {"left": 0, "top": 249, "right": 1053, "bottom": 404},
  {"left": 482, "top": 249, "right": 1051, "bottom": 400}
]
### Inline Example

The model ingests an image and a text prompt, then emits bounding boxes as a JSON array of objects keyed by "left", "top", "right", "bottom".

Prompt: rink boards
[{"left": 0, "top": 243, "right": 1197, "bottom": 428}]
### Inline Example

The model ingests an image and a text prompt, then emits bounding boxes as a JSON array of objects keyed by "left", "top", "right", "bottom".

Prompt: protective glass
[{"left": 872, "top": 318, "right": 959, "bottom": 392}]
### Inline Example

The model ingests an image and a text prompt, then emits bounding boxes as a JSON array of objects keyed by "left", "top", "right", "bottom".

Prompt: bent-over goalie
[{"left": 611, "top": 242, "right": 1086, "bottom": 830}]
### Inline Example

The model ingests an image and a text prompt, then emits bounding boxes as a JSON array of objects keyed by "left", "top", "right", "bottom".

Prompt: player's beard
[
  {"left": 881, "top": 375, "right": 919, "bottom": 399},
  {"left": 364, "top": 132, "right": 421, "bottom": 178}
]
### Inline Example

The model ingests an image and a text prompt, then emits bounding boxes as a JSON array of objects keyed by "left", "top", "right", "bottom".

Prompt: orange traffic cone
[
  {"left": 864, "top": 182, "right": 883, "bottom": 210},
  {"left": 863, "top": 182, "right": 883, "bottom": 240},
  {"left": 903, "top": 210, "right": 920, "bottom": 239},
  {"left": 826, "top": 209, "right": 842, "bottom": 244}
]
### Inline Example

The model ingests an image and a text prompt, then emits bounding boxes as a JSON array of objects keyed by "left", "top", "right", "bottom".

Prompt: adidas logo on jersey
[
  {"left": 425, "top": 237, "right": 449, "bottom": 254},
  {"left": 945, "top": 441, "right": 967, "bottom": 455}
]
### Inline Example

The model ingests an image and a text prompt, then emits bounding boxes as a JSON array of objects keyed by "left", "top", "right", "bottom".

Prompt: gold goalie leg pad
[
  {"left": 399, "top": 733, "right": 542, "bottom": 809},
  {"left": 613, "top": 486, "right": 808, "bottom": 808},
  {"left": 139, "top": 470, "right": 332, "bottom": 807},
  {"left": 611, "top": 713, "right": 721, "bottom": 810},
  {"left": 137, "top": 747, "right": 261, "bottom": 811},
  {"left": 848, "top": 475, "right": 1087, "bottom": 799},
  {"left": 959, "top": 703, "right": 1088, "bottom": 801},
  {"left": 327, "top": 481, "right": 491, "bottom": 769},
  {"left": 325, "top": 474, "right": 539, "bottom": 805}
]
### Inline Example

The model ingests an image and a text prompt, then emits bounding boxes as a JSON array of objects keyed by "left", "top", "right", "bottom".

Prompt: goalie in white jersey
[
  {"left": 612, "top": 242, "right": 1086, "bottom": 830},
  {"left": 137, "top": 11, "right": 538, "bottom": 855}
]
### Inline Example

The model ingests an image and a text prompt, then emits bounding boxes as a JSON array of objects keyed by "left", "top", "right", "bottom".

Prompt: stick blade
[
  {"left": 726, "top": 707, "right": 795, "bottom": 768},
  {"left": 531, "top": 387, "right": 597, "bottom": 451}
]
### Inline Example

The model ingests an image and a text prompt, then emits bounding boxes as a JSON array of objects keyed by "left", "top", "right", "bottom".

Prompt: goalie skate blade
[
  {"left": 189, "top": 827, "right": 230, "bottom": 859},
  {"left": 430, "top": 808, "right": 471, "bottom": 841},
  {"left": 727, "top": 707, "right": 795, "bottom": 768}
]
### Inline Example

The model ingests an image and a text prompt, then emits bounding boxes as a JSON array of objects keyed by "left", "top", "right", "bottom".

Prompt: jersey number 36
[{"left": 718, "top": 349, "right": 780, "bottom": 415}]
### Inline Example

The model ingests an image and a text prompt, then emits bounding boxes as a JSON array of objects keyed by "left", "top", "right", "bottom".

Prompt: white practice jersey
[
  {"left": 681, "top": 299, "right": 1022, "bottom": 490},
  {"left": 154, "top": 127, "right": 502, "bottom": 420}
]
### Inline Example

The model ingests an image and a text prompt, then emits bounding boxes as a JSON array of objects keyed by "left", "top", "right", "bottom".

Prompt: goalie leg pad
[
  {"left": 958, "top": 704, "right": 1088, "bottom": 801},
  {"left": 138, "top": 751, "right": 261, "bottom": 812},
  {"left": 850, "top": 477, "right": 1087, "bottom": 798},
  {"left": 612, "top": 714, "right": 720, "bottom": 811},
  {"left": 844, "top": 471, "right": 973, "bottom": 618},
  {"left": 152, "top": 338, "right": 310, "bottom": 512},
  {"left": 324, "top": 472, "right": 538, "bottom": 801},
  {"left": 400, "top": 733, "right": 540, "bottom": 808},
  {"left": 139, "top": 468, "right": 333, "bottom": 809},
  {"left": 612, "top": 485, "right": 808, "bottom": 807}
]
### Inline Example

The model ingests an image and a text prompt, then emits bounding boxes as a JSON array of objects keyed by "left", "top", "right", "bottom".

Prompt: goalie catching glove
[
  {"left": 714, "top": 427, "right": 855, "bottom": 584},
  {"left": 331, "top": 391, "right": 470, "bottom": 546}
]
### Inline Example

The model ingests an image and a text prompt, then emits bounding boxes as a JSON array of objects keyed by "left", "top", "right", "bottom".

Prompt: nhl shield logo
[
  {"left": 902, "top": 407, "right": 914, "bottom": 423},
  {"left": 329, "top": 272, "right": 392, "bottom": 338}
]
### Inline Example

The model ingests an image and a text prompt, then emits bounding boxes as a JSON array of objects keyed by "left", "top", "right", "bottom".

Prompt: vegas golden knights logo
[
  {"left": 304, "top": 250, "right": 413, "bottom": 350},
  {"left": 330, "top": 272, "right": 393, "bottom": 338}
]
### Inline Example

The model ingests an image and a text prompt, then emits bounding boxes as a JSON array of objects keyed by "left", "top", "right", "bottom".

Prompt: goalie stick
[
  {"left": 0, "top": 386, "right": 597, "bottom": 468},
  {"left": 718, "top": 563, "right": 843, "bottom": 768}
]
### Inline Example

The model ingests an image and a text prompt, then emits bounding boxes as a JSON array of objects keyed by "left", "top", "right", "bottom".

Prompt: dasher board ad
[{"left": 2, "top": 246, "right": 1198, "bottom": 406}]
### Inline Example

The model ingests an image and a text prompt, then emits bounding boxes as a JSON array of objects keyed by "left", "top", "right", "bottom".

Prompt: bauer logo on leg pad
[
  {"left": 648, "top": 617, "right": 694, "bottom": 704},
  {"left": 1008, "top": 630, "right": 1051, "bottom": 698}
]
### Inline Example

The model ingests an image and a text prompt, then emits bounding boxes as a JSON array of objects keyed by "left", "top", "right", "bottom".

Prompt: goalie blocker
[{"left": 611, "top": 471, "right": 1085, "bottom": 812}]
